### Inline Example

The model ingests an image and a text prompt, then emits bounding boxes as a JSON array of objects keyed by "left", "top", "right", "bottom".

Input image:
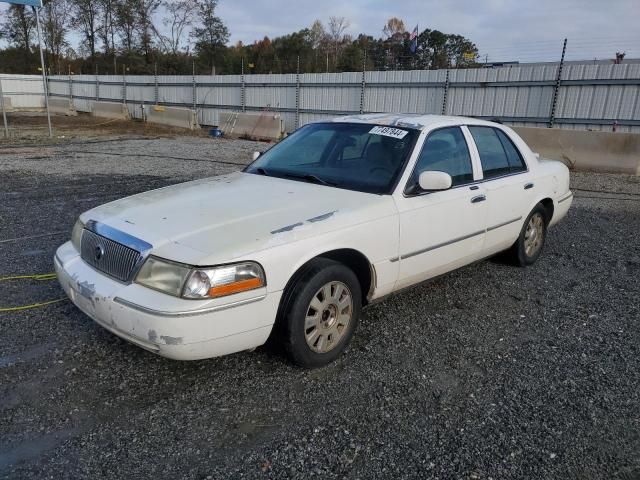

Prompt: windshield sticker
[{"left": 369, "top": 126, "right": 409, "bottom": 139}]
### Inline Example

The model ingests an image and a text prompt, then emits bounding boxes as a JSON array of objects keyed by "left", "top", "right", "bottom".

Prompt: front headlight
[
  {"left": 135, "top": 257, "right": 193, "bottom": 297},
  {"left": 135, "top": 257, "right": 266, "bottom": 299},
  {"left": 71, "top": 219, "right": 84, "bottom": 252}
]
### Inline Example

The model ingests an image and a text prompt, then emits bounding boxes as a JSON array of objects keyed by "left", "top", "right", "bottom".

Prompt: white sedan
[{"left": 55, "top": 114, "right": 573, "bottom": 367}]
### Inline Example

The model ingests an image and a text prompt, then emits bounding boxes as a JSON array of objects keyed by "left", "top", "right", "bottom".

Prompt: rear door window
[
  {"left": 496, "top": 129, "right": 527, "bottom": 172},
  {"left": 468, "top": 126, "right": 511, "bottom": 179},
  {"left": 468, "top": 126, "right": 527, "bottom": 179}
]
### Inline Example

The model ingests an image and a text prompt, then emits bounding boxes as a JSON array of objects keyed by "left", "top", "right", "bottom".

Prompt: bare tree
[
  {"left": 382, "top": 17, "right": 406, "bottom": 39},
  {"left": 327, "top": 16, "right": 350, "bottom": 66},
  {"left": 70, "top": 0, "right": 101, "bottom": 60},
  {"left": 309, "top": 19, "right": 327, "bottom": 70},
  {"left": 42, "top": 0, "right": 70, "bottom": 74},
  {"left": 97, "top": 0, "right": 117, "bottom": 71},
  {"left": 136, "top": 0, "right": 161, "bottom": 63},
  {"left": 157, "top": 0, "right": 198, "bottom": 55},
  {"left": 114, "top": 0, "right": 137, "bottom": 53},
  {"left": 0, "top": 4, "right": 35, "bottom": 53}
]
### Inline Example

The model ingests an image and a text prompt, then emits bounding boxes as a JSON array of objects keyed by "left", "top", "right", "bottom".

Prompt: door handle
[
  {"left": 471, "top": 195, "right": 486, "bottom": 203},
  {"left": 524, "top": 182, "right": 534, "bottom": 190},
  {"left": 469, "top": 185, "right": 479, "bottom": 190}
]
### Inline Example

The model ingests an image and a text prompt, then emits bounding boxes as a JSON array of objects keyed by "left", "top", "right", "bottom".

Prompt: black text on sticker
[{"left": 369, "top": 126, "right": 409, "bottom": 139}]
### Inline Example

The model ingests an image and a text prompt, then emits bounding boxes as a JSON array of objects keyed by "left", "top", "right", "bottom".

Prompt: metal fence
[
  {"left": 3, "top": 63, "right": 640, "bottom": 133},
  {"left": 0, "top": 74, "right": 45, "bottom": 109}
]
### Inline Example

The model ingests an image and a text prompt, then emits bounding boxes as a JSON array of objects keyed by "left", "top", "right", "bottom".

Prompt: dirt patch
[{"left": 0, "top": 111, "right": 210, "bottom": 145}]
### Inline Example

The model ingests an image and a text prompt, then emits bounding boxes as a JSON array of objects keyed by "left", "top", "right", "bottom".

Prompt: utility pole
[{"left": 33, "top": 5, "right": 53, "bottom": 138}]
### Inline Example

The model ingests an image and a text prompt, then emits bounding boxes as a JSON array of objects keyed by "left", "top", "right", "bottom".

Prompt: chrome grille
[{"left": 80, "top": 229, "right": 143, "bottom": 282}]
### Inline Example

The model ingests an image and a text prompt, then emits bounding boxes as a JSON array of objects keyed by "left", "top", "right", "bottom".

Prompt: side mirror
[
  {"left": 418, "top": 171, "right": 452, "bottom": 191},
  {"left": 252, "top": 151, "right": 261, "bottom": 161}
]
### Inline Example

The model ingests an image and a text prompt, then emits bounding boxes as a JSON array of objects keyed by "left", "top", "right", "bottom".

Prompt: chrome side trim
[
  {"left": 400, "top": 229, "right": 485, "bottom": 260},
  {"left": 391, "top": 216, "right": 522, "bottom": 262},
  {"left": 113, "top": 294, "right": 267, "bottom": 318},
  {"left": 558, "top": 192, "right": 573, "bottom": 203},
  {"left": 487, "top": 216, "right": 522, "bottom": 232}
]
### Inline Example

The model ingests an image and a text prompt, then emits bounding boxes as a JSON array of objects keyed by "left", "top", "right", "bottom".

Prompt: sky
[
  {"left": 1, "top": 0, "right": 639, "bottom": 62},
  {"left": 216, "top": 0, "right": 640, "bottom": 62}
]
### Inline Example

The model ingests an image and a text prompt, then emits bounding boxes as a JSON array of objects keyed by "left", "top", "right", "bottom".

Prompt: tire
[
  {"left": 279, "top": 258, "right": 361, "bottom": 368},
  {"left": 507, "top": 203, "right": 548, "bottom": 267}
]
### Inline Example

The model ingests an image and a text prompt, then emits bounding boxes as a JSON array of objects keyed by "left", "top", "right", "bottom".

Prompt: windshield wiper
[
  {"left": 283, "top": 172, "right": 336, "bottom": 187},
  {"left": 254, "top": 167, "right": 271, "bottom": 176}
]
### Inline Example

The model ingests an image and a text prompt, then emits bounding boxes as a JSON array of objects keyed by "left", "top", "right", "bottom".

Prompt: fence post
[
  {"left": 0, "top": 77, "right": 8, "bottom": 138},
  {"left": 359, "top": 50, "right": 367, "bottom": 114},
  {"left": 441, "top": 69, "right": 450, "bottom": 115},
  {"left": 95, "top": 65, "right": 99, "bottom": 101},
  {"left": 192, "top": 60, "right": 197, "bottom": 111},
  {"left": 241, "top": 57, "right": 246, "bottom": 112},
  {"left": 549, "top": 38, "right": 567, "bottom": 128},
  {"left": 68, "top": 65, "right": 73, "bottom": 105},
  {"left": 154, "top": 63, "right": 159, "bottom": 105},
  {"left": 295, "top": 55, "right": 300, "bottom": 129},
  {"left": 122, "top": 65, "right": 127, "bottom": 106}
]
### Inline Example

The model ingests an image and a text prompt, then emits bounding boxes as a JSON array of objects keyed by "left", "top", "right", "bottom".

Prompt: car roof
[{"left": 330, "top": 113, "right": 500, "bottom": 131}]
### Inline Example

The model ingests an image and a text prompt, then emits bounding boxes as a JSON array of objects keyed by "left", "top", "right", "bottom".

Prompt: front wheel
[
  {"left": 507, "top": 204, "right": 548, "bottom": 266},
  {"left": 280, "top": 258, "right": 361, "bottom": 368}
]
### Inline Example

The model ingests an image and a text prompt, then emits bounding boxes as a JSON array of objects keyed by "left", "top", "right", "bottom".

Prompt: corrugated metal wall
[
  {"left": 0, "top": 74, "right": 45, "bottom": 109},
  {"left": 4, "top": 63, "right": 639, "bottom": 133}
]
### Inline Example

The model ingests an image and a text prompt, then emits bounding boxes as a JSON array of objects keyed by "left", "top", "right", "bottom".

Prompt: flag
[{"left": 409, "top": 25, "right": 419, "bottom": 54}]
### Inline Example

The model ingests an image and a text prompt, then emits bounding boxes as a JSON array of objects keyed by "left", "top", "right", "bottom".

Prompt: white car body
[{"left": 55, "top": 114, "right": 573, "bottom": 360}]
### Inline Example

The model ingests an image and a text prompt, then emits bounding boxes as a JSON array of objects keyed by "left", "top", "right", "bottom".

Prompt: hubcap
[
  {"left": 304, "top": 281, "right": 353, "bottom": 353},
  {"left": 524, "top": 213, "right": 545, "bottom": 257}
]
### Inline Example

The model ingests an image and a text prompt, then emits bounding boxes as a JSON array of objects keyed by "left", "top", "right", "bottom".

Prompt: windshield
[{"left": 244, "top": 122, "right": 419, "bottom": 194}]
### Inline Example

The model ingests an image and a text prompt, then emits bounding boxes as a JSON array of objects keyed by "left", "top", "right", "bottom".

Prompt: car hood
[{"left": 81, "top": 172, "right": 396, "bottom": 264}]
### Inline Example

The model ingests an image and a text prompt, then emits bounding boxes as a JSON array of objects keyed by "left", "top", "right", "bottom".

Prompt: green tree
[
  {"left": 416, "top": 29, "right": 478, "bottom": 69},
  {"left": 191, "top": 0, "right": 229, "bottom": 74}
]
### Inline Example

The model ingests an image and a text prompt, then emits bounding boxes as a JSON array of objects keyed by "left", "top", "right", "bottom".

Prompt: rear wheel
[
  {"left": 279, "top": 258, "right": 361, "bottom": 368},
  {"left": 507, "top": 204, "right": 548, "bottom": 266}
]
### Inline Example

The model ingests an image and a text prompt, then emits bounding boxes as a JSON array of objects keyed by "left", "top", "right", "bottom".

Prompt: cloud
[
  {"left": 1, "top": 0, "right": 637, "bottom": 63},
  {"left": 216, "top": 0, "right": 640, "bottom": 61}
]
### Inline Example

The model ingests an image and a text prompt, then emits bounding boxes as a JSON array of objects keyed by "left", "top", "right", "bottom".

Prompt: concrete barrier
[
  {"left": 48, "top": 97, "right": 77, "bottom": 116},
  {"left": 219, "top": 112, "right": 284, "bottom": 141},
  {"left": 1, "top": 96, "right": 14, "bottom": 112},
  {"left": 513, "top": 127, "right": 640, "bottom": 176},
  {"left": 91, "top": 101, "right": 130, "bottom": 120},
  {"left": 145, "top": 105, "right": 199, "bottom": 130}
]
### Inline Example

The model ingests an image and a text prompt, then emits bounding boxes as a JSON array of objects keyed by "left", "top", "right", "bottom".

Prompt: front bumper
[{"left": 54, "top": 241, "right": 281, "bottom": 360}]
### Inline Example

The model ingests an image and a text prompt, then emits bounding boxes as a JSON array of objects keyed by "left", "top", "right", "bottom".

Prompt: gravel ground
[{"left": 0, "top": 135, "right": 639, "bottom": 480}]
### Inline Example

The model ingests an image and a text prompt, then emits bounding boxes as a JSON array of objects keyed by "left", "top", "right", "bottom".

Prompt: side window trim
[
  {"left": 403, "top": 125, "right": 474, "bottom": 196},
  {"left": 461, "top": 125, "right": 484, "bottom": 181}
]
